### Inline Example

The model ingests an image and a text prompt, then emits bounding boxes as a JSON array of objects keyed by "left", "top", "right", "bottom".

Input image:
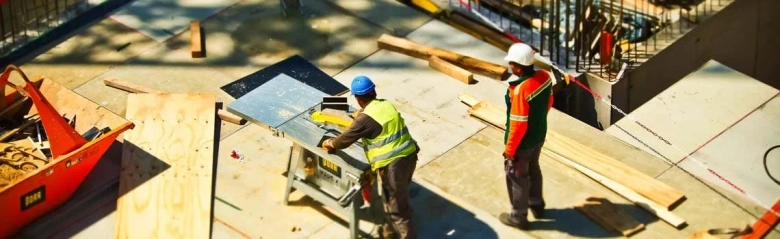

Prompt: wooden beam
[
  {"left": 103, "top": 79, "right": 246, "bottom": 125},
  {"left": 377, "top": 34, "right": 507, "bottom": 80},
  {"left": 545, "top": 149, "right": 687, "bottom": 228},
  {"left": 190, "top": 21, "right": 203, "bottom": 58},
  {"left": 116, "top": 93, "right": 215, "bottom": 239},
  {"left": 458, "top": 94, "right": 686, "bottom": 210},
  {"left": 575, "top": 196, "right": 645, "bottom": 236},
  {"left": 428, "top": 56, "right": 474, "bottom": 84}
]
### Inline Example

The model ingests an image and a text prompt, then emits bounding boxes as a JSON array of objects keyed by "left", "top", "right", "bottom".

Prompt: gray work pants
[
  {"left": 378, "top": 154, "right": 418, "bottom": 239},
  {"left": 505, "top": 141, "right": 545, "bottom": 222}
]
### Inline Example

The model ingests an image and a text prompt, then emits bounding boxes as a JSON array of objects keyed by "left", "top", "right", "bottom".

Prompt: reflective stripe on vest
[{"left": 361, "top": 99, "right": 417, "bottom": 171}]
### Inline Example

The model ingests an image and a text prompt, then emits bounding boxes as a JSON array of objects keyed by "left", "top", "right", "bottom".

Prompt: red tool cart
[{"left": 0, "top": 65, "right": 134, "bottom": 237}]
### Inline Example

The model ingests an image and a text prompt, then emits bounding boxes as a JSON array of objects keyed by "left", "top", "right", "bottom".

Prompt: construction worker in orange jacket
[{"left": 498, "top": 43, "right": 554, "bottom": 230}]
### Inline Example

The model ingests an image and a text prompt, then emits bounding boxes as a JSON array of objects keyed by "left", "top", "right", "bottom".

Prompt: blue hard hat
[{"left": 351, "top": 75, "right": 375, "bottom": 95}]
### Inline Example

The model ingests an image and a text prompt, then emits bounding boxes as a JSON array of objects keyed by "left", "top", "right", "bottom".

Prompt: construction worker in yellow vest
[{"left": 322, "top": 75, "right": 420, "bottom": 239}]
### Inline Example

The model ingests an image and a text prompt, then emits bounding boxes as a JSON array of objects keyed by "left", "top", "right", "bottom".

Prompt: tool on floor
[{"left": 226, "top": 73, "right": 383, "bottom": 239}]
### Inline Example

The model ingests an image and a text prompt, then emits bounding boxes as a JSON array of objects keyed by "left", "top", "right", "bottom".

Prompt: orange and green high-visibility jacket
[{"left": 504, "top": 70, "right": 554, "bottom": 156}]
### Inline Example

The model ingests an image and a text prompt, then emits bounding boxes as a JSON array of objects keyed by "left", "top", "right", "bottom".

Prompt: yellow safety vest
[{"left": 361, "top": 99, "right": 417, "bottom": 171}]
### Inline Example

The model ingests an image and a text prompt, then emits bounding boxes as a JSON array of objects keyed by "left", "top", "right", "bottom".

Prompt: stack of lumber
[{"left": 458, "top": 94, "right": 688, "bottom": 234}]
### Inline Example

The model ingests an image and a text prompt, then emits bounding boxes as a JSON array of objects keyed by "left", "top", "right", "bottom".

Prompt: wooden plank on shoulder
[
  {"left": 458, "top": 94, "right": 686, "bottom": 210},
  {"left": 575, "top": 197, "right": 645, "bottom": 237},
  {"left": 116, "top": 93, "right": 216, "bottom": 239},
  {"left": 190, "top": 21, "right": 203, "bottom": 58},
  {"left": 428, "top": 56, "right": 474, "bottom": 84}
]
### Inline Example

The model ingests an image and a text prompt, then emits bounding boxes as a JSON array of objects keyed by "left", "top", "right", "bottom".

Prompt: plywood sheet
[
  {"left": 116, "top": 93, "right": 216, "bottom": 239},
  {"left": 678, "top": 95, "right": 780, "bottom": 209},
  {"left": 606, "top": 60, "right": 780, "bottom": 164}
]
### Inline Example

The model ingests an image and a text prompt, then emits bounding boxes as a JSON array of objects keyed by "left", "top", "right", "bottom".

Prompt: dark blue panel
[{"left": 220, "top": 55, "right": 349, "bottom": 98}]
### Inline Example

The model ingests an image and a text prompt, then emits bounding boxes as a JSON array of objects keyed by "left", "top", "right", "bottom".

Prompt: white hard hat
[{"left": 504, "top": 43, "right": 536, "bottom": 66}]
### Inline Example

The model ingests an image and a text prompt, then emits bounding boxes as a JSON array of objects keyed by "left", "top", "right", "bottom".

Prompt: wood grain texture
[
  {"left": 103, "top": 78, "right": 244, "bottom": 125},
  {"left": 545, "top": 149, "right": 686, "bottom": 228},
  {"left": 459, "top": 94, "right": 686, "bottom": 210},
  {"left": 428, "top": 56, "right": 474, "bottom": 84},
  {"left": 190, "top": 21, "right": 203, "bottom": 58},
  {"left": 116, "top": 93, "right": 216, "bottom": 239},
  {"left": 377, "top": 34, "right": 507, "bottom": 80},
  {"left": 575, "top": 197, "right": 645, "bottom": 237}
]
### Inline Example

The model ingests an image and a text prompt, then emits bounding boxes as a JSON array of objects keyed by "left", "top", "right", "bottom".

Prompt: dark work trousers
[
  {"left": 377, "top": 154, "right": 418, "bottom": 239},
  {"left": 505, "top": 141, "right": 545, "bottom": 222}
]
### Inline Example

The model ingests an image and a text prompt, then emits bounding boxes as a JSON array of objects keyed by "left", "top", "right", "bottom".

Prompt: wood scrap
[
  {"left": 458, "top": 94, "right": 686, "bottom": 210},
  {"left": 116, "top": 93, "right": 215, "bottom": 239},
  {"left": 0, "top": 97, "right": 27, "bottom": 119},
  {"left": 428, "top": 56, "right": 474, "bottom": 84},
  {"left": 377, "top": 34, "right": 507, "bottom": 80},
  {"left": 575, "top": 197, "right": 645, "bottom": 236},
  {"left": 545, "top": 149, "right": 687, "bottom": 228},
  {"left": 103, "top": 79, "right": 245, "bottom": 125},
  {"left": 190, "top": 21, "right": 203, "bottom": 58}
]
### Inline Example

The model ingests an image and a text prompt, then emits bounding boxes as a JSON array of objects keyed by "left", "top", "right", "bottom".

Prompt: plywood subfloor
[
  {"left": 331, "top": 20, "right": 510, "bottom": 167},
  {"left": 115, "top": 93, "right": 216, "bottom": 239},
  {"left": 161, "top": 0, "right": 391, "bottom": 80},
  {"left": 606, "top": 60, "right": 780, "bottom": 164},
  {"left": 109, "top": 0, "right": 241, "bottom": 42},
  {"left": 324, "top": 0, "right": 432, "bottom": 36},
  {"left": 15, "top": 19, "right": 157, "bottom": 89},
  {"left": 72, "top": 44, "right": 243, "bottom": 139}
]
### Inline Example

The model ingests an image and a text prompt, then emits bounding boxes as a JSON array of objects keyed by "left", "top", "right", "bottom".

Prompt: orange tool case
[{"left": 0, "top": 65, "right": 134, "bottom": 237}]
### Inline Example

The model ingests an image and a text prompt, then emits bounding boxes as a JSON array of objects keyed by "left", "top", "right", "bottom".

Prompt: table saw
[{"left": 226, "top": 73, "right": 383, "bottom": 238}]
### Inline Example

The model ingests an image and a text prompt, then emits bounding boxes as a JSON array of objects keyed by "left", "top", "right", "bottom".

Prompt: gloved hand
[{"left": 322, "top": 138, "right": 335, "bottom": 151}]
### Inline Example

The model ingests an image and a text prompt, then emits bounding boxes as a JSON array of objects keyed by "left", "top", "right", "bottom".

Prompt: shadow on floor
[
  {"left": 529, "top": 200, "right": 662, "bottom": 238},
  {"left": 286, "top": 180, "right": 502, "bottom": 239}
]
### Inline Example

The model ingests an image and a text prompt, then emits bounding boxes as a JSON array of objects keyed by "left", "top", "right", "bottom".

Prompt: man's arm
[
  {"left": 330, "top": 113, "right": 383, "bottom": 149},
  {"left": 505, "top": 88, "right": 530, "bottom": 157}
]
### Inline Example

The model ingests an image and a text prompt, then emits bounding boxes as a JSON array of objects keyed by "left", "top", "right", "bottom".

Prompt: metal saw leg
[
  {"left": 283, "top": 144, "right": 300, "bottom": 205},
  {"left": 349, "top": 194, "right": 360, "bottom": 239}
]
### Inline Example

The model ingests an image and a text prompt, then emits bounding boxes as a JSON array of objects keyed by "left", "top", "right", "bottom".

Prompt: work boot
[
  {"left": 530, "top": 205, "right": 545, "bottom": 219},
  {"left": 499, "top": 213, "right": 529, "bottom": 230}
]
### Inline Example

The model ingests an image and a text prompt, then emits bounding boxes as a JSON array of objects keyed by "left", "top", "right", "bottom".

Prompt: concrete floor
[{"left": 8, "top": 0, "right": 778, "bottom": 238}]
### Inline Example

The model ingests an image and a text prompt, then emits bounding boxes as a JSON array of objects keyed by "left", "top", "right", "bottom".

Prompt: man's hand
[
  {"left": 322, "top": 138, "right": 335, "bottom": 151},
  {"left": 351, "top": 109, "right": 363, "bottom": 119},
  {"left": 503, "top": 152, "right": 514, "bottom": 161}
]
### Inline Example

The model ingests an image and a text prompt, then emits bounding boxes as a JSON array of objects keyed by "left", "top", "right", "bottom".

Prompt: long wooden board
[
  {"left": 575, "top": 197, "right": 645, "bottom": 236},
  {"left": 116, "top": 93, "right": 216, "bottom": 239},
  {"left": 545, "top": 149, "right": 686, "bottom": 228},
  {"left": 377, "top": 34, "right": 507, "bottom": 80},
  {"left": 458, "top": 94, "right": 686, "bottom": 210}
]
